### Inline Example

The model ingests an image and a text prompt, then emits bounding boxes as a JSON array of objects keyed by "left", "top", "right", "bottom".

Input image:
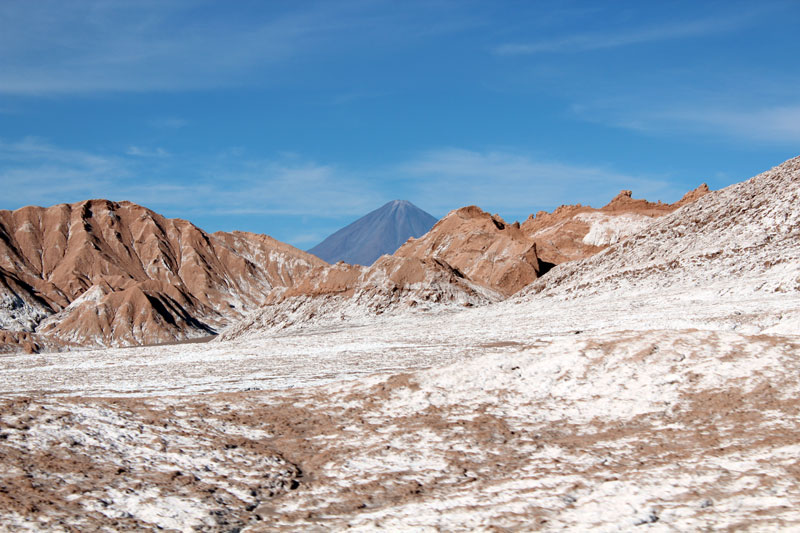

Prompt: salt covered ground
[
  {"left": 1, "top": 284, "right": 799, "bottom": 531},
  {"left": 0, "top": 286, "right": 797, "bottom": 398}
]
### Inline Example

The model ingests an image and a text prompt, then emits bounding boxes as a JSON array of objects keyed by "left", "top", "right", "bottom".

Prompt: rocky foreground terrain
[{"left": 0, "top": 157, "right": 798, "bottom": 531}]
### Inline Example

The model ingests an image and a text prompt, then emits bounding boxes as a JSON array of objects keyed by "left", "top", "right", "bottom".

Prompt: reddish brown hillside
[
  {"left": 0, "top": 199, "right": 325, "bottom": 350},
  {"left": 521, "top": 184, "right": 710, "bottom": 265},
  {"left": 392, "top": 185, "right": 710, "bottom": 296},
  {"left": 394, "top": 206, "right": 548, "bottom": 297},
  {"left": 0, "top": 185, "right": 710, "bottom": 350}
]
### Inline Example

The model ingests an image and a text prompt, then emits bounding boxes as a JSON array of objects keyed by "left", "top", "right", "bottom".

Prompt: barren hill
[
  {"left": 0, "top": 184, "right": 710, "bottom": 350},
  {"left": 394, "top": 206, "right": 551, "bottom": 297},
  {"left": 222, "top": 185, "right": 709, "bottom": 339},
  {"left": 221, "top": 254, "right": 500, "bottom": 340},
  {"left": 521, "top": 183, "right": 710, "bottom": 265},
  {"left": 0, "top": 200, "right": 325, "bottom": 351}
]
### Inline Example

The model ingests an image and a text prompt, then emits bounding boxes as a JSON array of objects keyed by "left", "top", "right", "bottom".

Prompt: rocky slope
[
  {"left": 0, "top": 184, "right": 711, "bottom": 351},
  {"left": 522, "top": 158, "right": 798, "bottom": 302},
  {"left": 221, "top": 254, "right": 500, "bottom": 340},
  {"left": 394, "top": 206, "right": 552, "bottom": 297},
  {"left": 308, "top": 200, "right": 437, "bottom": 266},
  {"left": 0, "top": 200, "right": 325, "bottom": 351},
  {"left": 382, "top": 185, "right": 710, "bottom": 297}
]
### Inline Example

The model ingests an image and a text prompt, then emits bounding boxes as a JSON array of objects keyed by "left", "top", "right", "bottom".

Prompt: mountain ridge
[{"left": 0, "top": 199, "right": 326, "bottom": 351}]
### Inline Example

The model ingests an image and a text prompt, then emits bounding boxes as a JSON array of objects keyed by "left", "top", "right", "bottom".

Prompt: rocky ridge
[
  {"left": 220, "top": 254, "right": 500, "bottom": 340},
  {"left": 520, "top": 183, "right": 710, "bottom": 265},
  {"left": 0, "top": 184, "right": 709, "bottom": 351},
  {"left": 0, "top": 200, "right": 325, "bottom": 351},
  {"left": 394, "top": 206, "right": 552, "bottom": 297}
]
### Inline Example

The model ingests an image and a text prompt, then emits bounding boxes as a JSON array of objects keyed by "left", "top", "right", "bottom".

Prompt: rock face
[
  {"left": 308, "top": 200, "right": 438, "bottom": 266},
  {"left": 394, "top": 206, "right": 551, "bottom": 297},
  {"left": 520, "top": 184, "right": 710, "bottom": 265},
  {"left": 223, "top": 185, "right": 711, "bottom": 338},
  {"left": 0, "top": 184, "right": 711, "bottom": 350},
  {"left": 0, "top": 200, "right": 326, "bottom": 350}
]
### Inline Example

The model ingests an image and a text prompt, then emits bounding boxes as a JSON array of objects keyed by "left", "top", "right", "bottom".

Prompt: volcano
[{"left": 308, "top": 200, "right": 437, "bottom": 265}]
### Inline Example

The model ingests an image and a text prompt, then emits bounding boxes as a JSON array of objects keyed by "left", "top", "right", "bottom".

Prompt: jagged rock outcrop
[
  {"left": 0, "top": 199, "right": 326, "bottom": 351},
  {"left": 394, "top": 206, "right": 551, "bottom": 297},
  {"left": 223, "top": 184, "right": 712, "bottom": 338},
  {"left": 0, "top": 184, "right": 711, "bottom": 350},
  {"left": 391, "top": 185, "right": 709, "bottom": 296}
]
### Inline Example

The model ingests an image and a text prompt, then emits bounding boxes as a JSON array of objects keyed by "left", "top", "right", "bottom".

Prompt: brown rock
[
  {"left": 0, "top": 199, "right": 326, "bottom": 350},
  {"left": 521, "top": 185, "right": 711, "bottom": 265},
  {"left": 394, "top": 206, "right": 548, "bottom": 297}
]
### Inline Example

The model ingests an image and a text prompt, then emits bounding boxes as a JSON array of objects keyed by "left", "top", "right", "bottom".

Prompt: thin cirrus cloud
[
  {"left": 0, "top": 2, "right": 346, "bottom": 94},
  {"left": 0, "top": 137, "right": 127, "bottom": 206},
  {"left": 0, "top": 1, "right": 474, "bottom": 95},
  {"left": 494, "top": 11, "right": 756, "bottom": 55},
  {"left": 644, "top": 105, "right": 800, "bottom": 144},
  {"left": 0, "top": 138, "right": 674, "bottom": 223},
  {"left": 573, "top": 102, "right": 800, "bottom": 145},
  {"left": 149, "top": 117, "right": 188, "bottom": 130},
  {"left": 126, "top": 146, "right": 170, "bottom": 158},
  {"left": 201, "top": 161, "right": 384, "bottom": 217}
]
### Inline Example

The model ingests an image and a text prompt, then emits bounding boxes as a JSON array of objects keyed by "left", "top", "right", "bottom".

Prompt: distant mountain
[{"left": 308, "top": 200, "right": 438, "bottom": 266}]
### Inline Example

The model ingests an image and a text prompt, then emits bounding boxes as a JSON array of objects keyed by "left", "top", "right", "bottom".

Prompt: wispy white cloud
[
  {"left": 199, "top": 158, "right": 386, "bottom": 217},
  {"left": 0, "top": 2, "right": 340, "bottom": 94},
  {"left": 126, "top": 146, "right": 170, "bottom": 158},
  {"left": 0, "top": 1, "right": 478, "bottom": 95},
  {"left": 0, "top": 137, "right": 128, "bottom": 206},
  {"left": 0, "top": 138, "right": 676, "bottom": 226},
  {"left": 574, "top": 101, "right": 800, "bottom": 145},
  {"left": 0, "top": 137, "right": 384, "bottom": 217},
  {"left": 649, "top": 105, "right": 800, "bottom": 144},
  {"left": 494, "top": 12, "right": 754, "bottom": 55},
  {"left": 149, "top": 117, "right": 187, "bottom": 129}
]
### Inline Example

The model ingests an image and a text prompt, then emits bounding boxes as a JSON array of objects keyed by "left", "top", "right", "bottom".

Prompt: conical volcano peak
[{"left": 308, "top": 201, "right": 438, "bottom": 266}]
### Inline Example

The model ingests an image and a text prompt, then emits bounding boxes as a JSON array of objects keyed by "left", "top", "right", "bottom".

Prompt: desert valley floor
[{"left": 1, "top": 157, "right": 799, "bottom": 531}]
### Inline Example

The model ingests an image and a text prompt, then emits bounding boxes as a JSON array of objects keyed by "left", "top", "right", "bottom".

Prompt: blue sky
[{"left": 1, "top": 0, "right": 798, "bottom": 248}]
